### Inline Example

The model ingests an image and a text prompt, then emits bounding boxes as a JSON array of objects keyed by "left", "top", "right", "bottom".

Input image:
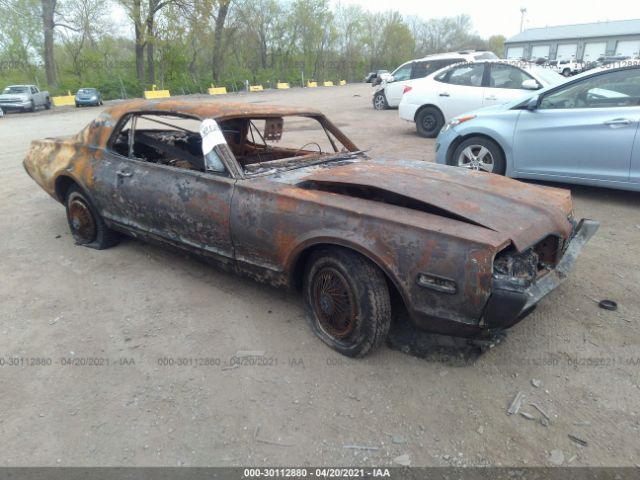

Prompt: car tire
[
  {"left": 562, "top": 68, "right": 571, "bottom": 77},
  {"left": 28, "top": 100, "right": 35, "bottom": 112},
  {"left": 45, "top": 98, "right": 51, "bottom": 110},
  {"left": 303, "top": 247, "right": 391, "bottom": 357},
  {"left": 450, "top": 136, "right": 506, "bottom": 175},
  {"left": 65, "top": 185, "right": 120, "bottom": 249},
  {"left": 415, "top": 106, "right": 444, "bottom": 138},
  {"left": 373, "top": 91, "right": 388, "bottom": 110}
]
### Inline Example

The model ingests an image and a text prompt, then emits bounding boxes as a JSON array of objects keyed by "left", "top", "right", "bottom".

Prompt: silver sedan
[{"left": 435, "top": 65, "right": 640, "bottom": 191}]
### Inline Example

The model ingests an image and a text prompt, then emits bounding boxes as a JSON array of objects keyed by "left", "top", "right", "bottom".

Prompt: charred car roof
[{"left": 102, "top": 99, "right": 325, "bottom": 121}]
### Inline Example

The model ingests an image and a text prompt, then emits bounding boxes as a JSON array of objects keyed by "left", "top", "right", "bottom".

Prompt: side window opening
[
  {"left": 489, "top": 64, "right": 533, "bottom": 89},
  {"left": 110, "top": 113, "right": 230, "bottom": 175},
  {"left": 437, "top": 64, "right": 484, "bottom": 87},
  {"left": 540, "top": 68, "right": 640, "bottom": 109}
]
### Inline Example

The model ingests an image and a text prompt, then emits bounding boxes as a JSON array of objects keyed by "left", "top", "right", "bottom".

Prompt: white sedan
[{"left": 399, "top": 60, "right": 566, "bottom": 137}]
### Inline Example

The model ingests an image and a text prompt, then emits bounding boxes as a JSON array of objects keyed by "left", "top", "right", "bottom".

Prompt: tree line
[{"left": 0, "top": 0, "right": 506, "bottom": 99}]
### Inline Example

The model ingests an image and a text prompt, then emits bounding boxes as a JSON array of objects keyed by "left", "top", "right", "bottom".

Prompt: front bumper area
[
  {"left": 75, "top": 98, "right": 99, "bottom": 105},
  {"left": 483, "top": 219, "right": 599, "bottom": 329},
  {"left": 0, "top": 101, "right": 31, "bottom": 110}
]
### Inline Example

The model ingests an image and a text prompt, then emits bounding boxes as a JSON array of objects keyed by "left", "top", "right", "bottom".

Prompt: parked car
[
  {"left": 23, "top": 99, "right": 597, "bottom": 356},
  {"left": 75, "top": 88, "right": 103, "bottom": 107},
  {"left": 364, "top": 70, "right": 390, "bottom": 85},
  {"left": 373, "top": 50, "right": 498, "bottom": 110},
  {"left": 435, "top": 65, "right": 640, "bottom": 192},
  {"left": 0, "top": 84, "right": 51, "bottom": 112},
  {"left": 553, "top": 59, "right": 584, "bottom": 77},
  {"left": 399, "top": 60, "right": 566, "bottom": 137}
]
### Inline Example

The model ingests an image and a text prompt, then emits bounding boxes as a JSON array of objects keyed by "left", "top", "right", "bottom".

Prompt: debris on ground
[
  {"left": 519, "top": 411, "right": 536, "bottom": 421},
  {"left": 507, "top": 392, "right": 525, "bottom": 415},
  {"left": 568, "top": 434, "right": 588, "bottom": 447},
  {"left": 343, "top": 445, "right": 379, "bottom": 451},
  {"left": 530, "top": 403, "right": 551, "bottom": 425},
  {"left": 598, "top": 299, "right": 618, "bottom": 311},
  {"left": 392, "top": 435, "right": 407, "bottom": 445},
  {"left": 531, "top": 379, "right": 542, "bottom": 388},
  {"left": 549, "top": 449, "right": 565, "bottom": 466},
  {"left": 393, "top": 454, "right": 411, "bottom": 466}
]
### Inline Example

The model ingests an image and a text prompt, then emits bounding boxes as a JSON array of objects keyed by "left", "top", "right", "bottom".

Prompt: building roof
[{"left": 506, "top": 19, "right": 640, "bottom": 43}]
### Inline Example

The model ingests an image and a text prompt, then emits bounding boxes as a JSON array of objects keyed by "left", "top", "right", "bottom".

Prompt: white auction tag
[{"left": 200, "top": 118, "right": 227, "bottom": 155}]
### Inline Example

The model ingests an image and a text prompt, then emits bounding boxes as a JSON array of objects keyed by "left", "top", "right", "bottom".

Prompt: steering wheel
[{"left": 294, "top": 142, "right": 322, "bottom": 157}]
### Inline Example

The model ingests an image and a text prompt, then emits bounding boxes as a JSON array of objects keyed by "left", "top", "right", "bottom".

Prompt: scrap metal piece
[{"left": 507, "top": 392, "right": 525, "bottom": 415}]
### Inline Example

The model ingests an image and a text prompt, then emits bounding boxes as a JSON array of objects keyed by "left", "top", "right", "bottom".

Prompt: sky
[{"left": 336, "top": 0, "right": 638, "bottom": 39}]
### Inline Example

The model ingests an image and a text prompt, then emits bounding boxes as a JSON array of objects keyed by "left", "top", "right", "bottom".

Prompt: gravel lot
[{"left": 0, "top": 83, "right": 639, "bottom": 467}]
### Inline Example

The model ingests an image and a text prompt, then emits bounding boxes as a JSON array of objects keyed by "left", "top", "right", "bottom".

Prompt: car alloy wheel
[
  {"left": 373, "top": 93, "right": 386, "bottom": 110},
  {"left": 457, "top": 145, "right": 495, "bottom": 173}
]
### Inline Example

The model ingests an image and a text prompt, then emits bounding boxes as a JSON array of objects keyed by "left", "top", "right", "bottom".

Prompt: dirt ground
[{"left": 0, "top": 84, "right": 639, "bottom": 467}]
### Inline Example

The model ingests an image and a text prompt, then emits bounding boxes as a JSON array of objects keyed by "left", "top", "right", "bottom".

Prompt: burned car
[{"left": 23, "top": 99, "right": 598, "bottom": 357}]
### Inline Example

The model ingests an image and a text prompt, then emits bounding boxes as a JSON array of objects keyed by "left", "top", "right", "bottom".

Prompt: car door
[
  {"left": 30, "top": 86, "right": 41, "bottom": 106},
  {"left": 432, "top": 63, "right": 486, "bottom": 121},
  {"left": 93, "top": 113, "right": 236, "bottom": 263},
  {"left": 484, "top": 63, "right": 538, "bottom": 107},
  {"left": 513, "top": 67, "right": 640, "bottom": 183},
  {"left": 632, "top": 126, "right": 640, "bottom": 185},
  {"left": 384, "top": 63, "right": 413, "bottom": 107}
]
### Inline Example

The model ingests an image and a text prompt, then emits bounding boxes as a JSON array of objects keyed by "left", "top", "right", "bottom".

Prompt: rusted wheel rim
[
  {"left": 68, "top": 197, "right": 96, "bottom": 243},
  {"left": 312, "top": 267, "right": 357, "bottom": 339}
]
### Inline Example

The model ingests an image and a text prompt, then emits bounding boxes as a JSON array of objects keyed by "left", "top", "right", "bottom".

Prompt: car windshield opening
[{"left": 231, "top": 115, "right": 353, "bottom": 174}]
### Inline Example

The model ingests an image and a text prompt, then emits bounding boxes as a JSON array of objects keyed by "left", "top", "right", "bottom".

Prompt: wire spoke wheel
[
  {"left": 312, "top": 267, "right": 357, "bottom": 339},
  {"left": 68, "top": 196, "right": 97, "bottom": 244}
]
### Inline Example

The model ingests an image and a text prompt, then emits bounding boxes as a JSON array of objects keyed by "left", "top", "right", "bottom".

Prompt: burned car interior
[{"left": 110, "top": 112, "right": 348, "bottom": 175}]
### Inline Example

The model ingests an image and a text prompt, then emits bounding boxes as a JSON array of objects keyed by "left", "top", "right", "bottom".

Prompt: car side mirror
[
  {"left": 526, "top": 95, "right": 539, "bottom": 110},
  {"left": 522, "top": 79, "right": 541, "bottom": 90},
  {"left": 386, "top": 75, "right": 394, "bottom": 83}
]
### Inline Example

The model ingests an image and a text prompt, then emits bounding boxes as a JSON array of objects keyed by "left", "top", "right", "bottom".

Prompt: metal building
[{"left": 504, "top": 19, "right": 640, "bottom": 62}]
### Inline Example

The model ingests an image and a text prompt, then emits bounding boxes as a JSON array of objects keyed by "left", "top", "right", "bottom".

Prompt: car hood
[{"left": 298, "top": 159, "right": 573, "bottom": 251}]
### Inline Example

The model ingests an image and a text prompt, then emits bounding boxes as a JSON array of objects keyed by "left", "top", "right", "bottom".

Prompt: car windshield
[
  {"left": 78, "top": 88, "right": 97, "bottom": 94},
  {"left": 3, "top": 86, "right": 29, "bottom": 94}
]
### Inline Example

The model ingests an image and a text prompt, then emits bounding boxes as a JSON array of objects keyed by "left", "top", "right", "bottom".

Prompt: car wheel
[
  {"left": 45, "top": 98, "right": 51, "bottom": 110},
  {"left": 372, "top": 92, "right": 388, "bottom": 110},
  {"left": 415, "top": 107, "right": 444, "bottom": 138},
  {"left": 451, "top": 136, "right": 505, "bottom": 174},
  {"left": 303, "top": 247, "right": 391, "bottom": 357},
  {"left": 562, "top": 68, "right": 571, "bottom": 77},
  {"left": 28, "top": 100, "right": 35, "bottom": 112},
  {"left": 65, "top": 185, "right": 120, "bottom": 249},
  {"left": 75, "top": 102, "right": 79, "bottom": 107}
]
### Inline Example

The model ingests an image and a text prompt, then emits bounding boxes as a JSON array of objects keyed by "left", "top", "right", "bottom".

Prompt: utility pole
[{"left": 520, "top": 7, "right": 527, "bottom": 33}]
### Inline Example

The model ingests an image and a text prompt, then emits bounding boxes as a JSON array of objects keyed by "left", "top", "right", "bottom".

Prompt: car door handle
[
  {"left": 604, "top": 118, "right": 633, "bottom": 126},
  {"left": 438, "top": 92, "right": 450, "bottom": 97},
  {"left": 485, "top": 95, "right": 498, "bottom": 101},
  {"left": 116, "top": 169, "right": 133, "bottom": 177}
]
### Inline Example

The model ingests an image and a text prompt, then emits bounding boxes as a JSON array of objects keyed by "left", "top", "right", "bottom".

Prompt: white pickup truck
[{"left": 0, "top": 84, "right": 51, "bottom": 112}]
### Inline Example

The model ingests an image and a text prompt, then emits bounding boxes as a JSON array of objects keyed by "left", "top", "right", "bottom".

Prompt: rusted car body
[{"left": 23, "top": 99, "right": 598, "bottom": 356}]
